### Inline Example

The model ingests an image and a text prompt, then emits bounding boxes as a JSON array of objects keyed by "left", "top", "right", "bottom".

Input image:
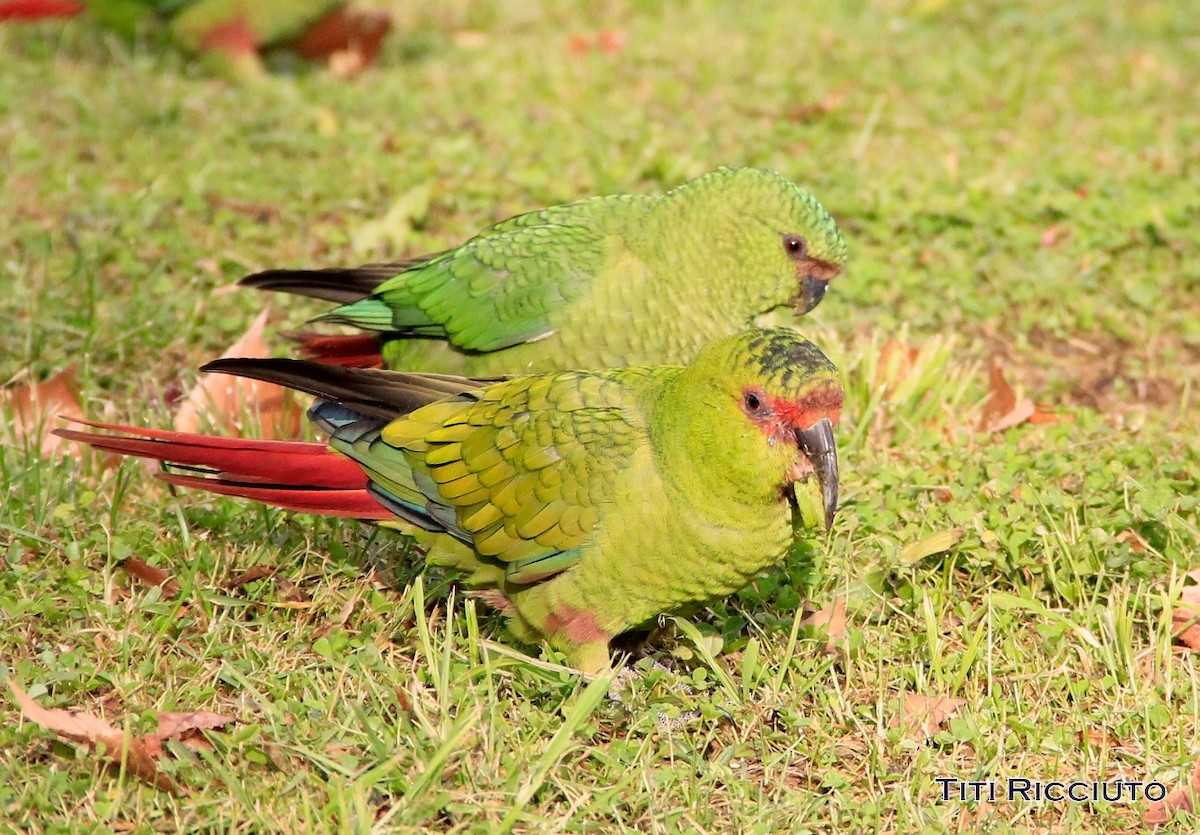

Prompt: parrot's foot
[
  {"left": 605, "top": 660, "right": 705, "bottom": 730},
  {"left": 606, "top": 659, "right": 694, "bottom": 703}
]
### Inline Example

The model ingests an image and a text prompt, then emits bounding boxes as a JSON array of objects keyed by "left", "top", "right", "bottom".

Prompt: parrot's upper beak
[
  {"left": 796, "top": 275, "right": 828, "bottom": 314},
  {"left": 795, "top": 418, "right": 838, "bottom": 530},
  {"left": 793, "top": 258, "right": 842, "bottom": 315}
]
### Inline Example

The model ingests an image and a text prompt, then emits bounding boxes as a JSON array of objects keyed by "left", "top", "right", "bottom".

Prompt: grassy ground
[{"left": 2, "top": 0, "right": 1199, "bottom": 831}]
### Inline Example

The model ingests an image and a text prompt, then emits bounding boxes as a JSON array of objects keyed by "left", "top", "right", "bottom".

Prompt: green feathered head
[
  {"left": 669, "top": 326, "right": 843, "bottom": 531},
  {"left": 681, "top": 167, "right": 848, "bottom": 315}
]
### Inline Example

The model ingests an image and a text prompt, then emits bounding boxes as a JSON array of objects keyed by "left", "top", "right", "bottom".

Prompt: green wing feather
[
  {"left": 335, "top": 371, "right": 649, "bottom": 583},
  {"left": 169, "top": 0, "right": 343, "bottom": 47},
  {"left": 324, "top": 196, "right": 641, "bottom": 353}
]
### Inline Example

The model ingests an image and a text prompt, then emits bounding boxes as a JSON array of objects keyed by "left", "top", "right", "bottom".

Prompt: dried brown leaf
[
  {"left": 227, "top": 565, "right": 277, "bottom": 589},
  {"left": 1146, "top": 755, "right": 1200, "bottom": 826},
  {"left": 453, "top": 30, "right": 488, "bottom": 49},
  {"left": 1027, "top": 404, "right": 1071, "bottom": 424},
  {"left": 333, "top": 594, "right": 358, "bottom": 628},
  {"left": 1040, "top": 224, "right": 1071, "bottom": 248},
  {"left": 8, "top": 678, "right": 177, "bottom": 793},
  {"left": 978, "top": 357, "right": 1035, "bottom": 433},
  {"left": 595, "top": 29, "right": 627, "bottom": 54},
  {"left": 226, "top": 565, "right": 308, "bottom": 604},
  {"left": 1116, "top": 529, "right": 1151, "bottom": 554},
  {"left": 1172, "top": 568, "right": 1200, "bottom": 650},
  {"left": 3, "top": 366, "right": 85, "bottom": 459},
  {"left": 891, "top": 693, "right": 965, "bottom": 742},
  {"left": 156, "top": 710, "right": 237, "bottom": 741},
  {"left": 173, "top": 309, "right": 302, "bottom": 439},
  {"left": 786, "top": 85, "right": 850, "bottom": 122},
  {"left": 119, "top": 557, "right": 180, "bottom": 598},
  {"left": 205, "top": 194, "right": 281, "bottom": 223},
  {"left": 801, "top": 597, "right": 847, "bottom": 653},
  {"left": 566, "top": 29, "right": 627, "bottom": 55},
  {"left": 1076, "top": 728, "right": 1141, "bottom": 755},
  {"left": 293, "top": 6, "right": 391, "bottom": 74},
  {"left": 272, "top": 574, "right": 310, "bottom": 604}
]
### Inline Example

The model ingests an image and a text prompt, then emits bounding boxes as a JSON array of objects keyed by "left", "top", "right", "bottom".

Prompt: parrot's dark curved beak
[
  {"left": 796, "top": 418, "right": 838, "bottom": 530},
  {"left": 795, "top": 275, "right": 828, "bottom": 314},
  {"left": 794, "top": 257, "right": 841, "bottom": 314}
]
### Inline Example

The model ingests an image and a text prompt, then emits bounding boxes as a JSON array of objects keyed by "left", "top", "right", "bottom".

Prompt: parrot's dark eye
[
  {"left": 743, "top": 391, "right": 764, "bottom": 413},
  {"left": 782, "top": 234, "right": 807, "bottom": 259}
]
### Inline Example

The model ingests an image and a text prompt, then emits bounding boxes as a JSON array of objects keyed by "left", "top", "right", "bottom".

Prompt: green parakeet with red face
[
  {"left": 28, "top": 0, "right": 392, "bottom": 78},
  {"left": 244, "top": 167, "right": 848, "bottom": 376},
  {"left": 59, "top": 328, "right": 843, "bottom": 673}
]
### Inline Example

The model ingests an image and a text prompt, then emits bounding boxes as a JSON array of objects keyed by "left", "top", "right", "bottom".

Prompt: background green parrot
[
  {"left": 58, "top": 328, "right": 844, "bottom": 673},
  {"left": 0, "top": 0, "right": 391, "bottom": 78},
  {"left": 245, "top": 167, "right": 849, "bottom": 376}
]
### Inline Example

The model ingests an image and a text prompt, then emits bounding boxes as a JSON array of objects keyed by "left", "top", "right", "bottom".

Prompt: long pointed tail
[
  {"left": 0, "top": 0, "right": 83, "bottom": 21},
  {"left": 239, "top": 260, "right": 429, "bottom": 304},
  {"left": 54, "top": 419, "right": 392, "bottom": 519}
]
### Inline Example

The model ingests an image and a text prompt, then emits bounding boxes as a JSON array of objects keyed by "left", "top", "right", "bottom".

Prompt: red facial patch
[
  {"left": 770, "top": 385, "right": 843, "bottom": 432},
  {"left": 796, "top": 256, "right": 842, "bottom": 281},
  {"left": 743, "top": 384, "right": 843, "bottom": 445}
]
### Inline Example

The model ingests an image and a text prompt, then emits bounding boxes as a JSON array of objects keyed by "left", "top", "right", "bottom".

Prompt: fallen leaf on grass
[
  {"left": 786, "top": 85, "right": 850, "bottom": 122},
  {"left": 1027, "top": 404, "right": 1072, "bottom": 424},
  {"left": 293, "top": 6, "right": 392, "bottom": 78},
  {"left": 173, "top": 309, "right": 302, "bottom": 439},
  {"left": 119, "top": 557, "right": 181, "bottom": 597},
  {"left": 891, "top": 693, "right": 965, "bottom": 742},
  {"left": 2, "top": 366, "right": 85, "bottom": 459},
  {"left": 272, "top": 574, "right": 310, "bottom": 604},
  {"left": 566, "top": 29, "right": 627, "bottom": 55},
  {"left": 453, "top": 30, "right": 488, "bottom": 49},
  {"left": 1076, "top": 728, "right": 1142, "bottom": 756},
  {"left": 1146, "top": 754, "right": 1200, "bottom": 827},
  {"left": 978, "top": 357, "right": 1035, "bottom": 433},
  {"left": 1040, "top": 224, "right": 1071, "bottom": 248},
  {"left": 333, "top": 594, "right": 358, "bottom": 628},
  {"left": 801, "top": 597, "right": 846, "bottom": 654},
  {"left": 8, "top": 678, "right": 178, "bottom": 793},
  {"left": 1170, "top": 568, "right": 1200, "bottom": 650},
  {"left": 205, "top": 193, "right": 281, "bottom": 223},
  {"left": 1116, "top": 529, "right": 1152, "bottom": 554},
  {"left": 155, "top": 710, "right": 237, "bottom": 752},
  {"left": 227, "top": 565, "right": 309, "bottom": 604},
  {"left": 227, "top": 565, "right": 277, "bottom": 588}
]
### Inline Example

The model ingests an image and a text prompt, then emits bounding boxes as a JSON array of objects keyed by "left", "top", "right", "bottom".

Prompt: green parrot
[
  {"left": 58, "top": 328, "right": 843, "bottom": 673},
  {"left": 244, "top": 167, "right": 849, "bottom": 375},
  {"left": 70, "top": 0, "right": 390, "bottom": 78}
]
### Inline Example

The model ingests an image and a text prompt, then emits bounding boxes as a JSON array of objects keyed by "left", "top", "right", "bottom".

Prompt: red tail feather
[
  {"left": 0, "top": 0, "right": 83, "bottom": 20},
  {"left": 55, "top": 419, "right": 389, "bottom": 520},
  {"left": 288, "top": 332, "right": 384, "bottom": 368},
  {"left": 160, "top": 474, "right": 392, "bottom": 519}
]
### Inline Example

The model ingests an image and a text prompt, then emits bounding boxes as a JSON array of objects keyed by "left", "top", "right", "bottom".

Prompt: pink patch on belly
[{"left": 545, "top": 605, "right": 608, "bottom": 644}]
